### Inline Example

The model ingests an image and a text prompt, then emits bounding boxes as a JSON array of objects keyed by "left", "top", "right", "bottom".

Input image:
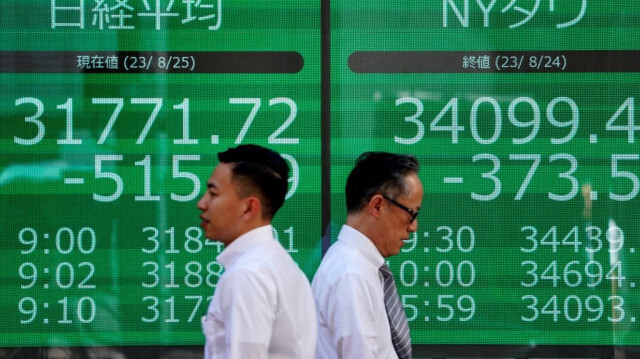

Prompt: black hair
[
  {"left": 345, "top": 152, "right": 419, "bottom": 213},
  {"left": 218, "top": 144, "right": 290, "bottom": 219}
]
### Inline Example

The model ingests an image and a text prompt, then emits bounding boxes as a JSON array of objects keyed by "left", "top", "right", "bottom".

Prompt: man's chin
[
  {"left": 388, "top": 247, "right": 403, "bottom": 257},
  {"left": 202, "top": 229, "right": 217, "bottom": 242}
]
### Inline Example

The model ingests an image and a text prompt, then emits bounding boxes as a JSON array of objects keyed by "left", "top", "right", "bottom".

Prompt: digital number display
[
  {"left": 330, "top": 0, "right": 639, "bottom": 353},
  {"left": 0, "top": 0, "right": 321, "bottom": 348},
  {"left": 2, "top": 0, "right": 639, "bottom": 356}
]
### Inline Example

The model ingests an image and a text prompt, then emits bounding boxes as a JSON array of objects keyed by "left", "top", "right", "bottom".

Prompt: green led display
[
  {"left": 331, "top": 0, "right": 640, "bottom": 347},
  {"left": 0, "top": 0, "right": 321, "bottom": 347}
]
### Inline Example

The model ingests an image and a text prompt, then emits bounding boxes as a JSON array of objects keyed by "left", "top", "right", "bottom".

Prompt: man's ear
[
  {"left": 242, "top": 196, "right": 262, "bottom": 219},
  {"left": 368, "top": 194, "right": 384, "bottom": 219}
]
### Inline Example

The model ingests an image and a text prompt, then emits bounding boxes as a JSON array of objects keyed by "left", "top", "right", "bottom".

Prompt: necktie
[{"left": 380, "top": 263, "right": 412, "bottom": 359}]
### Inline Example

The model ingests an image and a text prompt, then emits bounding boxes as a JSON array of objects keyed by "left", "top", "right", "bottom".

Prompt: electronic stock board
[
  {"left": 2, "top": 0, "right": 639, "bottom": 357},
  {"left": 1, "top": 0, "right": 322, "bottom": 349},
  {"left": 330, "top": 0, "right": 639, "bottom": 356}
]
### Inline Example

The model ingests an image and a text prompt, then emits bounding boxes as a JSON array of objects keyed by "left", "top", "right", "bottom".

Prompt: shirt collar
[
  {"left": 338, "top": 224, "right": 385, "bottom": 269},
  {"left": 217, "top": 224, "right": 274, "bottom": 269}
]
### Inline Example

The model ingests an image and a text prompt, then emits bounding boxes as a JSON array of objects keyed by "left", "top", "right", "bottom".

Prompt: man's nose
[
  {"left": 408, "top": 218, "right": 418, "bottom": 232},
  {"left": 196, "top": 194, "right": 207, "bottom": 210}
]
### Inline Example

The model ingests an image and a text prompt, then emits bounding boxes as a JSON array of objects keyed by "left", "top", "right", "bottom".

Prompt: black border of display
[
  {"left": 320, "top": 0, "right": 331, "bottom": 254},
  {"left": 3, "top": 345, "right": 640, "bottom": 358},
  {"left": 413, "top": 345, "right": 640, "bottom": 358}
]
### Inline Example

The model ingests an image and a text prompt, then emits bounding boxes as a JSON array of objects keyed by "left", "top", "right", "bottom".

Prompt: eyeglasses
[{"left": 382, "top": 194, "right": 419, "bottom": 223}]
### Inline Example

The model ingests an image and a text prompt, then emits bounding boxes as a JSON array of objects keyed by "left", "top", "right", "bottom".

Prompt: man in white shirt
[
  {"left": 198, "top": 144, "right": 317, "bottom": 359},
  {"left": 312, "top": 152, "right": 423, "bottom": 359}
]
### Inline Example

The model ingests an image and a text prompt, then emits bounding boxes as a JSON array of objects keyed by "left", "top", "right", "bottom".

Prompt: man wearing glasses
[{"left": 312, "top": 152, "right": 423, "bottom": 359}]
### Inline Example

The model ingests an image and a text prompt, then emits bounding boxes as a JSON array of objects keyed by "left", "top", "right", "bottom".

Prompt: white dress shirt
[
  {"left": 202, "top": 225, "right": 317, "bottom": 359},
  {"left": 312, "top": 225, "right": 398, "bottom": 359}
]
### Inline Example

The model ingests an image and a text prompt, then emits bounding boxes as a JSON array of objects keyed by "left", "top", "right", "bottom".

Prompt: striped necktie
[{"left": 380, "top": 263, "right": 412, "bottom": 359}]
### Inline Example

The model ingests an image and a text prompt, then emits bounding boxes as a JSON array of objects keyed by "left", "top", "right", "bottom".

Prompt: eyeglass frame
[{"left": 381, "top": 194, "right": 419, "bottom": 223}]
